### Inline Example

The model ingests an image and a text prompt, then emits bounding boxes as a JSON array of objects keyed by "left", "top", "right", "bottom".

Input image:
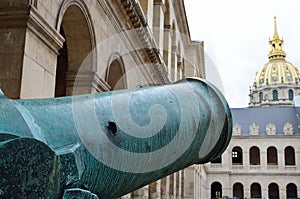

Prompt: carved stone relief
[
  {"left": 283, "top": 123, "right": 294, "bottom": 135},
  {"left": 233, "top": 123, "right": 241, "bottom": 135},
  {"left": 266, "top": 123, "right": 276, "bottom": 135},
  {"left": 249, "top": 123, "right": 259, "bottom": 135}
]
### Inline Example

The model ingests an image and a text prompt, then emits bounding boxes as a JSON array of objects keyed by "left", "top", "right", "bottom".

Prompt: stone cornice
[
  {"left": 232, "top": 135, "right": 300, "bottom": 139},
  {"left": 0, "top": 6, "right": 30, "bottom": 27},
  {"left": 96, "top": 0, "right": 124, "bottom": 33},
  {"left": 205, "top": 164, "right": 300, "bottom": 175},
  {"left": 92, "top": 72, "right": 111, "bottom": 92},
  {"left": 118, "top": 0, "right": 169, "bottom": 84},
  {"left": 27, "top": 6, "right": 64, "bottom": 54},
  {"left": 96, "top": 0, "right": 158, "bottom": 85},
  {"left": 66, "top": 70, "right": 110, "bottom": 92}
]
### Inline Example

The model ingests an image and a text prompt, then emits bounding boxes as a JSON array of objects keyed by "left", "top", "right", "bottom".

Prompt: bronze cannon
[{"left": 0, "top": 77, "right": 232, "bottom": 198}]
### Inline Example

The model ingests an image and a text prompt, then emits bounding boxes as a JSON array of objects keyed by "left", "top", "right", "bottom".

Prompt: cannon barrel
[{"left": 0, "top": 77, "right": 232, "bottom": 198}]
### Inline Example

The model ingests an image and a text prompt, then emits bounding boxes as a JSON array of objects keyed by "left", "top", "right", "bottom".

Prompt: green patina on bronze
[{"left": 0, "top": 78, "right": 232, "bottom": 199}]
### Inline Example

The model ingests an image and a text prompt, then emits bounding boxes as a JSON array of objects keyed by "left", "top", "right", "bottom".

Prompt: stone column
[
  {"left": 152, "top": 0, "right": 165, "bottom": 55},
  {"left": 161, "top": 177, "right": 167, "bottom": 199},
  {"left": 279, "top": 186, "right": 286, "bottom": 199},
  {"left": 156, "top": 179, "right": 161, "bottom": 199},
  {"left": 278, "top": 150, "right": 284, "bottom": 169},
  {"left": 244, "top": 187, "right": 251, "bottom": 199},
  {"left": 143, "top": 185, "right": 149, "bottom": 198},
  {"left": 261, "top": 151, "right": 267, "bottom": 170},
  {"left": 166, "top": 175, "right": 170, "bottom": 199},
  {"left": 178, "top": 62, "right": 183, "bottom": 79},
  {"left": 261, "top": 187, "right": 268, "bottom": 199},
  {"left": 0, "top": 2, "right": 63, "bottom": 99},
  {"left": 178, "top": 170, "right": 183, "bottom": 197},
  {"left": 169, "top": 174, "right": 174, "bottom": 197},
  {"left": 173, "top": 172, "right": 177, "bottom": 197},
  {"left": 139, "top": 0, "right": 154, "bottom": 28},
  {"left": 222, "top": 176, "right": 231, "bottom": 198},
  {"left": 133, "top": 186, "right": 148, "bottom": 199},
  {"left": 183, "top": 166, "right": 194, "bottom": 198},
  {"left": 194, "top": 169, "right": 199, "bottom": 198},
  {"left": 0, "top": 9, "right": 27, "bottom": 99},
  {"left": 176, "top": 171, "right": 180, "bottom": 197},
  {"left": 171, "top": 45, "right": 177, "bottom": 82},
  {"left": 244, "top": 151, "right": 250, "bottom": 169},
  {"left": 163, "top": 25, "right": 172, "bottom": 80},
  {"left": 149, "top": 182, "right": 157, "bottom": 199},
  {"left": 21, "top": 7, "right": 63, "bottom": 99}
]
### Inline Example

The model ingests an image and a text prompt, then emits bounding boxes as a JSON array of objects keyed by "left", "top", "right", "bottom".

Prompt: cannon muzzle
[{"left": 0, "top": 77, "right": 232, "bottom": 198}]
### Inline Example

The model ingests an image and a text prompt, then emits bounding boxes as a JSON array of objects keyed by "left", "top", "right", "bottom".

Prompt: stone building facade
[
  {"left": 200, "top": 107, "right": 300, "bottom": 199},
  {"left": 197, "top": 17, "right": 300, "bottom": 199},
  {"left": 0, "top": 0, "right": 204, "bottom": 100},
  {"left": 0, "top": 0, "right": 205, "bottom": 198}
]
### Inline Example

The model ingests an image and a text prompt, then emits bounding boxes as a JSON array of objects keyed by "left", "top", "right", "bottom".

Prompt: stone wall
[{"left": 0, "top": 0, "right": 206, "bottom": 198}]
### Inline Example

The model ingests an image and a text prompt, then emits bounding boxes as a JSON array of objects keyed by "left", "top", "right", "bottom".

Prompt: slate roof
[{"left": 230, "top": 107, "right": 300, "bottom": 136}]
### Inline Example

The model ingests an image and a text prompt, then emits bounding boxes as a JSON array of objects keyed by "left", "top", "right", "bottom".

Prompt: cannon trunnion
[{"left": 0, "top": 78, "right": 232, "bottom": 199}]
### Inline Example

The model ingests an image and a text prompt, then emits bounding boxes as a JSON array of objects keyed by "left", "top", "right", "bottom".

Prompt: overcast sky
[{"left": 184, "top": 0, "right": 300, "bottom": 108}]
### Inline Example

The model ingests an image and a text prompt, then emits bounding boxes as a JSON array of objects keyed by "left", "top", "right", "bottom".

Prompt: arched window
[
  {"left": 211, "top": 182, "right": 222, "bottom": 199},
  {"left": 250, "top": 146, "right": 260, "bottom": 165},
  {"left": 232, "top": 146, "right": 243, "bottom": 165},
  {"left": 289, "top": 89, "right": 294, "bottom": 100},
  {"left": 170, "top": 21, "right": 177, "bottom": 81},
  {"left": 56, "top": 4, "right": 94, "bottom": 96},
  {"left": 233, "top": 183, "right": 244, "bottom": 199},
  {"left": 285, "top": 146, "right": 295, "bottom": 165},
  {"left": 259, "top": 92, "right": 263, "bottom": 103},
  {"left": 267, "top": 146, "right": 278, "bottom": 165},
  {"left": 286, "top": 183, "right": 297, "bottom": 199},
  {"left": 269, "top": 183, "right": 279, "bottom": 199},
  {"left": 106, "top": 57, "right": 126, "bottom": 91},
  {"left": 273, "top": 90, "right": 278, "bottom": 101},
  {"left": 251, "top": 183, "right": 261, "bottom": 198}
]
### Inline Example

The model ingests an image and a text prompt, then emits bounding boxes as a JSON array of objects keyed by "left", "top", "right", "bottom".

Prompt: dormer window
[
  {"left": 259, "top": 92, "right": 263, "bottom": 103},
  {"left": 288, "top": 89, "right": 294, "bottom": 100},
  {"left": 273, "top": 90, "right": 278, "bottom": 101}
]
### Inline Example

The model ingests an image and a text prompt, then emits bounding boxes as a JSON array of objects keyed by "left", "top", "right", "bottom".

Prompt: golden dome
[
  {"left": 253, "top": 60, "right": 300, "bottom": 87},
  {"left": 253, "top": 17, "right": 300, "bottom": 88}
]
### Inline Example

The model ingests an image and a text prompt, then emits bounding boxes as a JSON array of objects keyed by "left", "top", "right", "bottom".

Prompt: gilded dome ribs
[{"left": 249, "top": 17, "right": 300, "bottom": 107}]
